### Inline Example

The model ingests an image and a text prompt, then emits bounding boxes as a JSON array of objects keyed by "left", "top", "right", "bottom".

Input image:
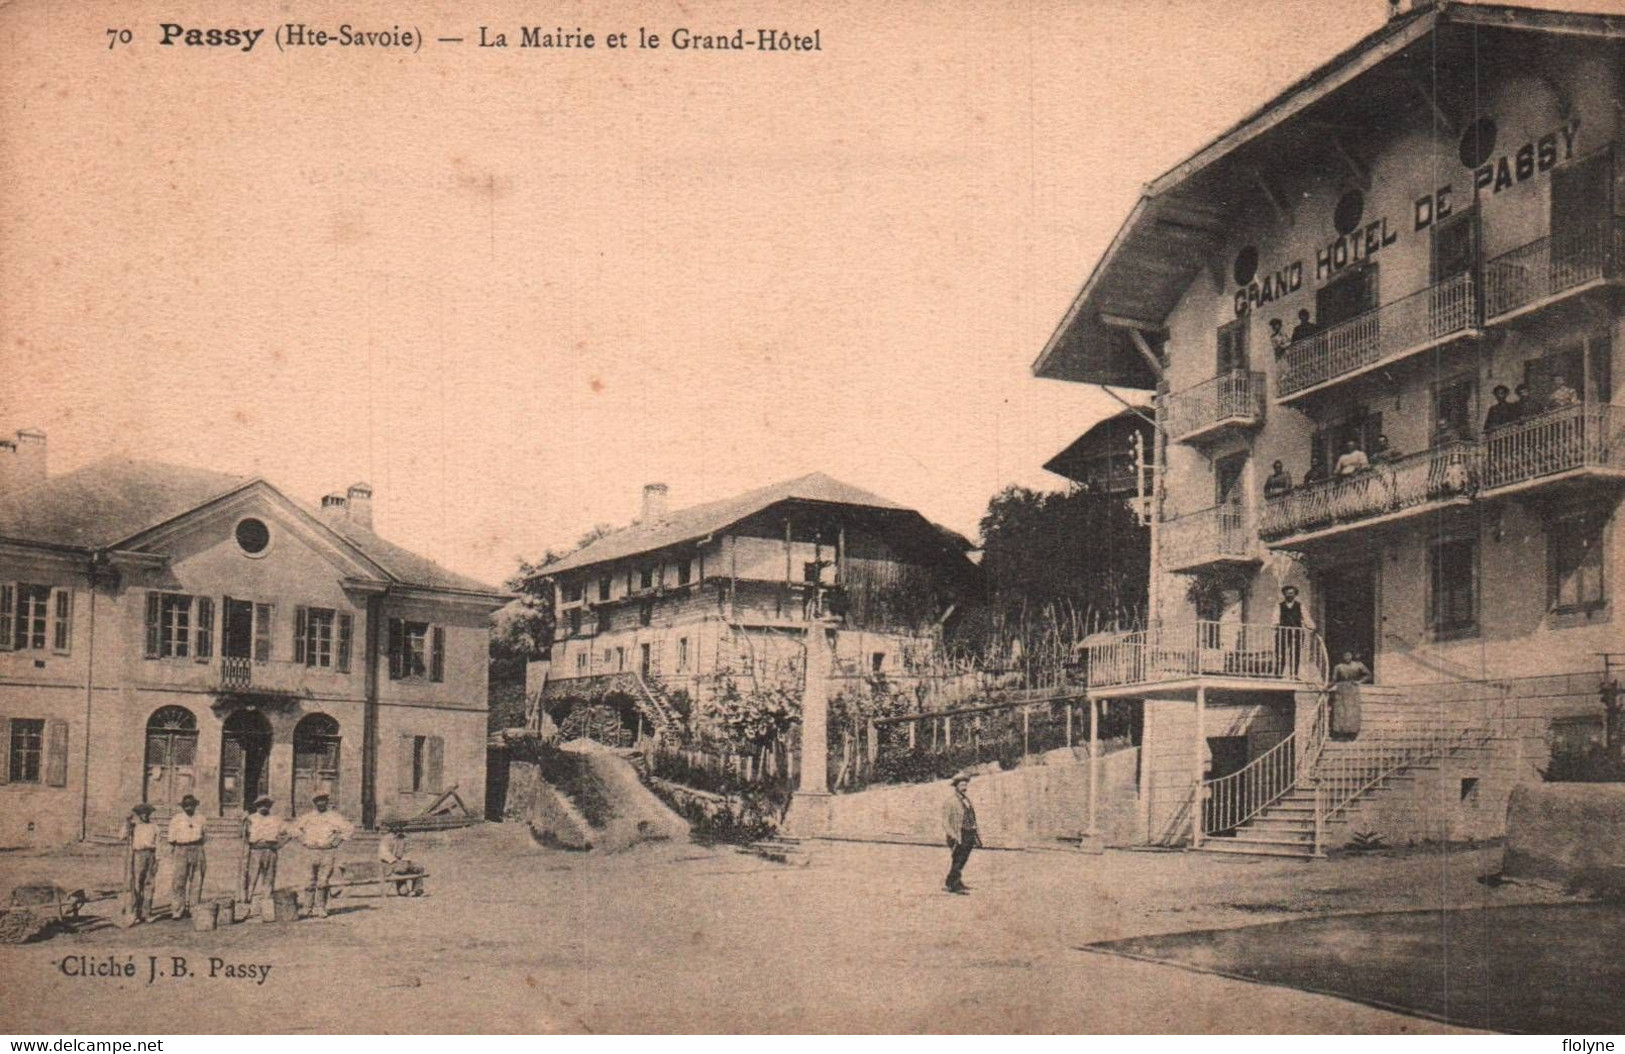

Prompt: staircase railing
[
  {"left": 632, "top": 669, "right": 682, "bottom": 742},
  {"left": 1199, "top": 692, "right": 1328, "bottom": 839}
]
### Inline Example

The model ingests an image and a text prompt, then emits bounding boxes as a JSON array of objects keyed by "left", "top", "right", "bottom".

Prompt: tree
[{"left": 963, "top": 484, "right": 1149, "bottom": 656}]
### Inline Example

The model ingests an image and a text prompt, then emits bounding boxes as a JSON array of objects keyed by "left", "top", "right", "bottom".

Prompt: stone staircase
[{"left": 1197, "top": 690, "right": 1495, "bottom": 860}]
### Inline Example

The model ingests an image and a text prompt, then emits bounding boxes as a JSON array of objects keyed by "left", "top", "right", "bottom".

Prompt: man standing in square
[
  {"left": 242, "top": 795, "right": 286, "bottom": 919},
  {"left": 291, "top": 791, "right": 354, "bottom": 918},
  {"left": 166, "top": 793, "right": 207, "bottom": 920},
  {"left": 125, "top": 803, "right": 160, "bottom": 923},
  {"left": 943, "top": 773, "right": 981, "bottom": 894}
]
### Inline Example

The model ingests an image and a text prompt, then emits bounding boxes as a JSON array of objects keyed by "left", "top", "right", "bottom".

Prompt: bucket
[
  {"left": 271, "top": 888, "right": 300, "bottom": 923},
  {"left": 191, "top": 900, "right": 218, "bottom": 932},
  {"left": 213, "top": 896, "right": 236, "bottom": 926}
]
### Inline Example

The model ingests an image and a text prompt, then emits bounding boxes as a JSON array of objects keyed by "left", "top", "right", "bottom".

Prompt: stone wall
[
  {"left": 821, "top": 745, "right": 1140, "bottom": 849},
  {"left": 1503, "top": 782, "right": 1625, "bottom": 893}
]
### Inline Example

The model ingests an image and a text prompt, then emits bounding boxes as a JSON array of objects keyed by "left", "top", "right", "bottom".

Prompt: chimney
[
  {"left": 320, "top": 492, "right": 349, "bottom": 520},
  {"left": 1, "top": 429, "right": 47, "bottom": 490},
  {"left": 345, "top": 482, "right": 374, "bottom": 530},
  {"left": 641, "top": 482, "right": 669, "bottom": 523}
]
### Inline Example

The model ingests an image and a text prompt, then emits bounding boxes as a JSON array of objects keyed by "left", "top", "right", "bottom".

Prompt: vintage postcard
[{"left": 1, "top": 0, "right": 1623, "bottom": 1038}]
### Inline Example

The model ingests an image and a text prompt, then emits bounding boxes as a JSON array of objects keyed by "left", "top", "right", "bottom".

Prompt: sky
[{"left": 3, "top": 0, "right": 1606, "bottom": 587}]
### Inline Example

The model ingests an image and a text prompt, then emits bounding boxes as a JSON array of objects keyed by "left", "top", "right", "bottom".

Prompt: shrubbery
[{"left": 1542, "top": 743, "right": 1625, "bottom": 783}]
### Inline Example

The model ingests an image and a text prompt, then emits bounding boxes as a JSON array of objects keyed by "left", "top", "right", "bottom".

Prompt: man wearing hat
[
  {"left": 290, "top": 791, "right": 354, "bottom": 918},
  {"left": 166, "top": 793, "right": 208, "bottom": 920},
  {"left": 241, "top": 796, "right": 286, "bottom": 917},
  {"left": 942, "top": 773, "right": 981, "bottom": 894},
  {"left": 125, "top": 804, "right": 160, "bottom": 923}
]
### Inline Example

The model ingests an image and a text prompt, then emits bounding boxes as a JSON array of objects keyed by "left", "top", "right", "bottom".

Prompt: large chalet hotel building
[
  {"left": 0, "top": 439, "right": 506, "bottom": 848},
  {"left": 1039, "top": 2, "right": 1624, "bottom": 854}
]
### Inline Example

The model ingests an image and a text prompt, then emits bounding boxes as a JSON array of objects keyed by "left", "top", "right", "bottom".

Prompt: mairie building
[
  {"left": 0, "top": 435, "right": 507, "bottom": 847},
  {"left": 1035, "top": 1, "right": 1624, "bottom": 855}
]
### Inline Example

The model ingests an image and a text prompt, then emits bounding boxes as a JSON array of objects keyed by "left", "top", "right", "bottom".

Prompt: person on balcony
[
  {"left": 1484, "top": 384, "right": 1520, "bottom": 432},
  {"left": 1333, "top": 438, "right": 1370, "bottom": 477},
  {"left": 1370, "top": 434, "right": 1400, "bottom": 463},
  {"left": 1275, "top": 586, "right": 1314, "bottom": 678},
  {"left": 1548, "top": 374, "right": 1580, "bottom": 411},
  {"left": 1268, "top": 318, "right": 1291, "bottom": 356},
  {"left": 1290, "top": 308, "right": 1319, "bottom": 342},
  {"left": 1263, "top": 460, "right": 1293, "bottom": 499}
]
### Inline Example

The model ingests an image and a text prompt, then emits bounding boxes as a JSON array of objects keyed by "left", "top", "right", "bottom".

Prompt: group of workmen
[{"left": 122, "top": 791, "right": 424, "bottom": 924}]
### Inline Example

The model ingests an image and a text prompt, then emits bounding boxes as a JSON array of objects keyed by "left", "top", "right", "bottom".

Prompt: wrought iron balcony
[
  {"left": 217, "top": 656, "right": 313, "bottom": 697},
  {"left": 1276, "top": 271, "right": 1481, "bottom": 402},
  {"left": 1162, "top": 370, "right": 1265, "bottom": 444},
  {"left": 1160, "top": 503, "right": 1256, "bottom": 573},
  {"left": 1481, "top": 402, "right": 1625, "bottom": 494},
  {"left": 1085, "top": 621, "right": 1328, "bottom": 693},
  {"left": 1259, "top": 441, "right": 1481, "bottom": 546},
  {"left": 1483, "top": 217, "right": 1624, "bottom": 323}
]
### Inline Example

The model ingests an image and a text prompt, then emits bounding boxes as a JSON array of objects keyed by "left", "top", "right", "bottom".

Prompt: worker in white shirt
[
  {"left": 378, "top": 826, "right": 425, "bottom": 896},
  {"left": 291, "top": 792, "right": 354, "bottom": 918},
  {"left": 125, "top": 803, "right": 160, "bottom": 923},
  {"left": 166, "top": 793, "right": 207, "bottom": 920},
  {"left": 241, "top": 796, "right": 287, "bottom": 918}
]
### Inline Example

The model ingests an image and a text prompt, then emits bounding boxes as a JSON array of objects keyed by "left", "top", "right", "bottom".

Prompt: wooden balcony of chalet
[
  {"left": 1260, "top": 404, "right": 1625, "bottom": 549},
  {"left": 1162, "top": 370, "right": 1266, "bottom": 445},
  {"left": 1084, "top": 621, "right": 1328, "bottom": 700},
  {"left": 1159, "top": 503, "right": 1258, "bottom": 575},
  {"left": 1483, "top": 215, "right": 1625, "bottom": 325},
  {"left": 1276, "top": 271, "right": 1481, "bottom": 404}
]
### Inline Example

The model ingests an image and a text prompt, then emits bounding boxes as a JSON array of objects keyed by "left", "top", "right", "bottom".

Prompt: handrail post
[
  {"left": 1192, "top": 684, "right": 1206, "bottom": 849},
  {"left": 1313, "top": 781, "right": 1324, "bottom": 857}
]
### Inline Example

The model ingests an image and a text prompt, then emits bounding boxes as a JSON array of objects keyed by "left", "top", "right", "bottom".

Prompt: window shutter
[
  {"left": 193, "top": 597, "right": 213, "bottom": 662},
  {"left": 430, "top": 627, "right": 445, "bottom": 683},
  {"left": 49, "top": 588, "right": 72, "bottom": 655},
  {"left": 337, "top": 614, "right": 353, "bottom": 673},
  {"left": 294, "top": 606, "right": 308, "bottom": 666},
  {"left": 388, "top": 619, "right": 404, "bottom": 680},
  {"left": 396, "top": 735, "right": 415, "bottom": 793},
  {"left": 144, "top": 592, "right": 161, "bottom": 659},
  {"left": 0, "top": 715, "right": 10, "bottom": 783},
  {"left": 254, "top": 604, "right": 273, "bottom": 662},
  {"left": 45, "top": 719, "right": 68, "bottom": 787},
  {"left": 426, "top": 736, "right": 444, "bottom": 793},
  {"left": 0, "top": 584, "right": 14, "bottom": 652}
]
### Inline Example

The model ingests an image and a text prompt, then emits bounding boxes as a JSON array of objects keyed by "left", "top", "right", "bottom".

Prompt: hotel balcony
[
  {"left": 1483, "top": 217, "right": 1624, "bottom": 326},
  {"left": 1260, "top": 405, "right": 1625, "bottom": 548},
  {"left": 1480, "top": 402, "right": 1625, "bottom": 497},
  {"left": 218, "top": 656, "right": 319, "bottom": 698},
  {"left": 1085, "top": 621, "right": 1328, "bottom": 699},
  {"left": 1162, "top": 370, "right": 1265, "bottom": 445},
  {"left": 1276, "top": 271, "right": 1481, "bottom": 404},
  {"left": 1159, "top": 503, "right": 1258, "bottom": 574},
  {"left": 1259, "top": 442, "right": 1480, "bottom": 548}
]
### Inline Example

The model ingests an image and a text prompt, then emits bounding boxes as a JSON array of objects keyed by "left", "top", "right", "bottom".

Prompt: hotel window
[
  {"left": 677, "top": 637, "right": 690, "bottom": 672},
  {"left": 0, "top": 584, "right": 71, "bottom": 654},
  {"left": 2, "top": 717, "right": 64, "bottom": 786},
  {"left": 639, "top": 601, "right": 653, "bottom": 627},
  {"left": 1432, "top": 376, "right": 1476, "bottom": 444},
  {"left": 598, "top": 576, "right": 611, "bottom": 602},
  {"left": 639, "top": 567, "right": 655, "bottom": 591},
  {"left": 1215, "top": 316, "right": 1248, "bottom": 375},
  {"left": 677, "top": 559, "right": 693, "bottom": 586},
  {"left": 145, "top": 592, "right": 195, "bottom": 659},
  {"left": 563, "top": 581, "right": 583, "bottom": 603},
  {"left": 1431, "top": 207, "right": 1479, "bottom": 283},
  {"left": 1551, "top": 514, "right": 1606, "bottom": 613},
  {"left": 566, "top": 608, "right": 583, "bottom": 637},
  {"left": 388, "top": 619, "right": 443, "bottom": 682},
  {"left": 575, "top": 650, "right": 588, "bottom": 674},
  {"left": 1428, "top": 537, "right": 1479, "bottom": 638},
  {"left": 1316, "top": 263, "right": 1378, "bottom": 330},
  {"left": 295, "top": 607, "right": 344, "bottom": 669}
]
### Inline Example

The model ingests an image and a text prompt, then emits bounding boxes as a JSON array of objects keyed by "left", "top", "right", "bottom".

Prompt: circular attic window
[
  {"left": 1333, "top": 189, "right": 1365, "bottom": 236},
  {"left": 235, "top": 517, "right": 272, "bottom": 557},
  {"left": 1460, "top": 118, "right": 1497, "bottom": 169},
  {"left": 1232, "top": 246, "right": 1259, "bottom": 286}
]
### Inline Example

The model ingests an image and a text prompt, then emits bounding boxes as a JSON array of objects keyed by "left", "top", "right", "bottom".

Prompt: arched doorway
[
  {"left": 220, "top": 708, "right": 272, "bottom": 815},
  {"left": 292, "top": 713, "right": 341, "bottom": 815},
  {"left": 143, "top": 706, "right": 198, "bottom": 811}
]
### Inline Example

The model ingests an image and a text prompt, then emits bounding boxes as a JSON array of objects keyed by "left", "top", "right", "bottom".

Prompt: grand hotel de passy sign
[{"left": 1231, "top": 116, "right": 1583, "bottom": 317}]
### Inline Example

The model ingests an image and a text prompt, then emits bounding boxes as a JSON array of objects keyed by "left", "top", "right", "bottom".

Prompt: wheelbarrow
[{"left": 0, "top": 884, "right": 101, "bottom": 944}]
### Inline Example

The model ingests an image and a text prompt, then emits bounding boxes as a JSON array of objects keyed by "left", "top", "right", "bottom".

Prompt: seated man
[
  {"left": 1333, "top": 439, "right": 1370, "bottom": 477},
  {"left": 378, "top": 827, "right": 425, "bottom": 897},
  {"left": 1263, "top": 460, "right": 1293, "bottom": 499}
]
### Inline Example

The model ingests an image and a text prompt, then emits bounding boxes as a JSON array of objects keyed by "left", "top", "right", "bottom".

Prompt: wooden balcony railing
[
  {"left": 1160, "top": 503, "right": 1252, "bottom": 571},
  {"left": 1484, "top": 217, "right": 1623, "bottom": 320},
  {"left": 1482, "top": 402, "right": 1624, "bottom": 491},
  {"left": 1259, "top": 441, "right": 1480, "bottom": 542},
  {"left": 1085, "top": 621, "right": 1328, "bottom": 691},
  {"left": 1162, "top": 370, "right": 1265, "bottom": 441},
  {"left": 1277, "top": 271, "right": 1479, "bottom": 399}
]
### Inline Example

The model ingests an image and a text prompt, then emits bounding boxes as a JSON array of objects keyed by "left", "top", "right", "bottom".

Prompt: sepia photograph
[{"left": 1, "top": 0, "right": 1623, "bottom": 1038}]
